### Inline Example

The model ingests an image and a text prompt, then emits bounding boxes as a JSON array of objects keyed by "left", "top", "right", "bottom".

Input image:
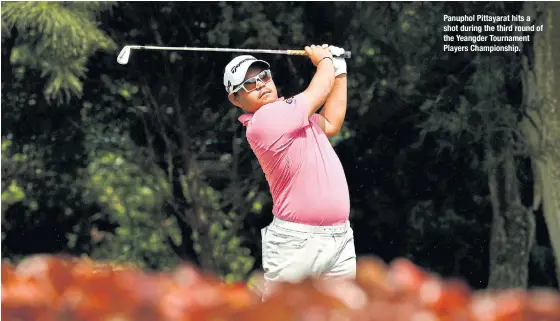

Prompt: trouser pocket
[
  {"left": 266, "top": 227, "right": 310, "bottom": 250},
  {"left": 261, "top": 225, "right": 312, "bottom": 284}
]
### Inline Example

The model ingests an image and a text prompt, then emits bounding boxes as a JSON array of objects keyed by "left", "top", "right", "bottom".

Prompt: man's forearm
[
  {"left": 303, "top": 58, "right": 336, "bottom": 117},
  {"left": 319, "top": 74, "right": 347, "bottom": 136}
]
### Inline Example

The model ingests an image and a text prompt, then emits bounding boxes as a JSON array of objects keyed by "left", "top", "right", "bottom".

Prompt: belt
[{"left": 271, "top": 217, "right": 349, "bottom": 234}]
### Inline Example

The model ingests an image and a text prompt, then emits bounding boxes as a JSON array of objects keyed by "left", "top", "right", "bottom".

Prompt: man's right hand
[{"left": 304, "top": 44, "right": 333, "bottom": 67}]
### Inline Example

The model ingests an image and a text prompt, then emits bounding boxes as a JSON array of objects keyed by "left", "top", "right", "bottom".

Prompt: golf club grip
[{"left": 287, "top": 50, "right": 352, "bottom": 59}]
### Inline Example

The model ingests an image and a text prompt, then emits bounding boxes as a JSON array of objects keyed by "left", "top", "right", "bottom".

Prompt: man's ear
[{"left": 228, "top": 93, "right": 242, "bottom": 108}]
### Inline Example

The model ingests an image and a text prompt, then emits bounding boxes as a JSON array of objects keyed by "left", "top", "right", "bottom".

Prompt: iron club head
[{"left": 117, "top": 46, "right": 132, "bottom": 65}]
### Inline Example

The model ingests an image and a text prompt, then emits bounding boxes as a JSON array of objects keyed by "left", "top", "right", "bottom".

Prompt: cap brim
[
  {"left": 248, "top": 60, "right": 270, "bottom": 70},
  {"left": 230, "top": 60, "right": 270, "bottom": 90}
]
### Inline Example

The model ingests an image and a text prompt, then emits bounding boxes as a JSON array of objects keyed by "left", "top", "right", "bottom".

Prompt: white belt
[{"left": 271, "top": 217, "right": 349, "bottom": 234}]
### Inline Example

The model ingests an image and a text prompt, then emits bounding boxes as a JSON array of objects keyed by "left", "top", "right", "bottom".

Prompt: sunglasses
[{"left": 232, "top": 69, "right": 272, "bottom": 93}]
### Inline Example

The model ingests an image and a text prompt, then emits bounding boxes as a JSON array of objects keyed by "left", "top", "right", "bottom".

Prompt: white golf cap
[{"left": 223, "top": 55, "right": 270, "bottom": 94}]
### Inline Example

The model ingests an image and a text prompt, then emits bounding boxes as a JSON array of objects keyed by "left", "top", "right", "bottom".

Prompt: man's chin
[
  {"left": 247, "top": 95, "right": 278, "bottom": 112},
  {"left": 261, "top": 93, "right": 277, "bottom": 103}
]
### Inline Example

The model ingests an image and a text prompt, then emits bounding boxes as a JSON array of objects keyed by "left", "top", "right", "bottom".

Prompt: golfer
[{"left": 224, "top": 44, "right": 354, "bottom": 298}]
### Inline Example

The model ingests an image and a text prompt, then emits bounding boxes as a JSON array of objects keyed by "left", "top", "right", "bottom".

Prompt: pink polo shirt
[{"left": 239, "top": 94, "right": 350, "bottom": 226}]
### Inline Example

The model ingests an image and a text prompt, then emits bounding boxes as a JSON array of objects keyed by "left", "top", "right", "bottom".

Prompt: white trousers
[{"left": 260, "top": 217, "right": 356, "bottom": 299}]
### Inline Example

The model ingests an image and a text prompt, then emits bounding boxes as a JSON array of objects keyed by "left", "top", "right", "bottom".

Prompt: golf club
[{"left": 116, "top": 45, "right": 352, "bottom": 65}]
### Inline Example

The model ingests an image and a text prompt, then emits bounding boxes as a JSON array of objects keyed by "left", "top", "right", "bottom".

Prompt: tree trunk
[
  {"left": 487, "top": 147, "right": 536, "bottom": 288},
  {"left": 521, "top": 1, "right": 560, "bottom": 286}
]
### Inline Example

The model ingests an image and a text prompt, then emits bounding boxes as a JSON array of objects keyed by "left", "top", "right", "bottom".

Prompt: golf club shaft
[{"left": 125, "top": 45, "right": 351, "bottom": 59}]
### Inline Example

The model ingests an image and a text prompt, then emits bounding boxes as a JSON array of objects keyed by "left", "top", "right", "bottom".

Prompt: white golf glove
[{"left": 323, "top": 44, "right": 347, "bottom": 77}]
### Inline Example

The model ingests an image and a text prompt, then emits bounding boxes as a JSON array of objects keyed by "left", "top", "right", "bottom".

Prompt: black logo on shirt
[{"left": 285, "top": 97, "right": 294, "bottom": 104}]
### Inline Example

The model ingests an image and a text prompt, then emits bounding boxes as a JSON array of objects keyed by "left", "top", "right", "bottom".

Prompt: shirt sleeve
[
  {"left": 309, "top": 113, "right": 321, "bottom": 124},
  {"left": 246, "top": 94, "right": 310, "bottom": 150}
]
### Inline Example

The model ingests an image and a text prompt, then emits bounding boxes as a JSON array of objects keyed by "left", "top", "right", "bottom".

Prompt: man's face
[{"left": 228, "top": 65, "right": 278, "bottom": 113}]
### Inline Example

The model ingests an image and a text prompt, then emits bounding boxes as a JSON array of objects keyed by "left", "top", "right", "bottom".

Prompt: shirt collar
[{"left": 238, "top": 113, "right": 253, "bottom": 126}]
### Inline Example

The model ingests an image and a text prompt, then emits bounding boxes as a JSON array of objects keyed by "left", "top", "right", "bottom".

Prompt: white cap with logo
[{"left": 223, "top": 55, "right": 270, "bottom": 94}]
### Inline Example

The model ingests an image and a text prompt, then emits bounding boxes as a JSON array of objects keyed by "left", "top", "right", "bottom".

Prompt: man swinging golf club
[{"left": 224, "top": 44, "right": 354, "bottom": 298}]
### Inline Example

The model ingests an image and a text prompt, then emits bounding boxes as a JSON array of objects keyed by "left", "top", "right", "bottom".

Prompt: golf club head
[{"left": 117, "top": 46, "right": 131, "bottom": 65}]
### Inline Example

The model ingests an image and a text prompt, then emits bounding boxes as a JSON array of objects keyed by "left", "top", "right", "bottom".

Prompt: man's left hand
[{"left": 324, "top": 45, "right": 347, "bottom": 77}]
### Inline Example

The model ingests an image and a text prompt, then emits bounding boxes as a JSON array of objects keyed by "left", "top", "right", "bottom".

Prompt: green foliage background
[{"left": 1, "top": 1, "right": 558, "bottom": 287}]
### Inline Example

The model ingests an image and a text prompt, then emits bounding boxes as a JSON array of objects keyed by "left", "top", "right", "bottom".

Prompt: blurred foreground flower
[{"left": 2, "top": 254, "right": 559, "bottom": 321}]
